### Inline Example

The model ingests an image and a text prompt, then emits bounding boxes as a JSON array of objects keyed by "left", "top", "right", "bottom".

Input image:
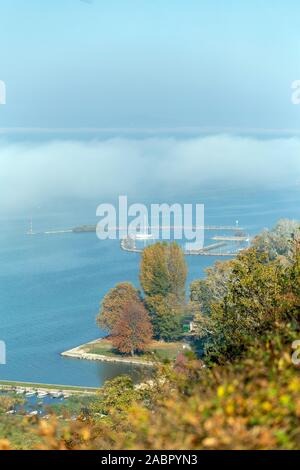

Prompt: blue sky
[{"left": 0, "top": 0, "right": 300, "bottom": 129}]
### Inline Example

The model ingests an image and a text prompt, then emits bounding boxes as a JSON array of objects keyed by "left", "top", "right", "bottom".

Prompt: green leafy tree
[
  {"left": 205, "top": 248, "right": 284, "bottom": 363},
  {"left": 151, "top": 294, "right": 184, "bottom": 341},
  {"left": 140, "top": 242, "right": 187, "bottom": 340},
  {"left": 91, "top": 375, "right": 140, "bottom": 416}
]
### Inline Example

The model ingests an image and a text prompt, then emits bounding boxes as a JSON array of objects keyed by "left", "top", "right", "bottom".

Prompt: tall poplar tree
[{"left": 140, "top": 242, "right": 187, "bottom": 340}]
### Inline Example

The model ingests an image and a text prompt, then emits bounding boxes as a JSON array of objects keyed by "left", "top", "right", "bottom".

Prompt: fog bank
[{"left": 1, "top": 134, "right": 300, "bottom": 212}]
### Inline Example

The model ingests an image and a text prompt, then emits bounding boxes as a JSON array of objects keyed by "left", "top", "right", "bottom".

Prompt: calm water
[{"left": 0, "top": 188, "right": 299, "bottom": 387}]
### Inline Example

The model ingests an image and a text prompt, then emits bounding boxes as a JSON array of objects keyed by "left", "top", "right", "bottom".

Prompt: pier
[
  {"left": 121, "top": 237, "right": 249, "bottom": 257},
  {"left": 0, "top": 380, "right": 97, "bottom": 396},
  {"left": 26, "top": 221, "right": 250, "bottom": 257},
  {"left": 121, "top": 239, "right": 242, "bottom": 256},
  {"left": 120, "top": 224, "right": 250, "bottom": 257}
]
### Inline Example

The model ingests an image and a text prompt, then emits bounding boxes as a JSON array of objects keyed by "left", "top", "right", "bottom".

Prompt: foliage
[
  {"left": 118, "top": 341, "right": 300, "bottom": 450},
  {"left": 0, "top": 395, "right": 22, "bottom": 413},
  {"left": 252, "top": 219, "right": 300, "bottom": 262},
  {"left": 111, "top": 300, "right": 153, "bottom": 355},
  {"left": 149, "top": 294, "right": 184, "bottom": 342},
  {"left": 23, "top": 337, "right": 300, "bottom": 450},
  {"left": 2, "top": 220, "right": 300, "bottom": 450},
  {"left": 90, "top": 375, "right": 142, "bottom": 416},
  {"left": 140, "top": 242, "right": 187, "bottom": 340},
  {"left": 190, "top": 259, "right": 234, "bottom": 315},
  {"left": 96, "top": 282, "right": 141, "bottom": 333},
  {"left": 204, "top": 248, "right": 286, "bottom": 363}
]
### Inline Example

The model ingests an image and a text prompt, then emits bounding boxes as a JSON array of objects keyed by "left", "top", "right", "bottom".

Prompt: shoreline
[
  {"left": 0, "top": 379, "right": 98, "bottom": 395},
  {"left": 61, "top": 338, "right": 155, "bottom": 367}
]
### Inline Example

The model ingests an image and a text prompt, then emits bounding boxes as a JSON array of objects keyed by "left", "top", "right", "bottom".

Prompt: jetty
[
  {"left": 121, "top": 238, "right": 243, "bottom": 256},
  {"left": 0, "top": 380, "right": 97, "bottom": 396},
  {"left": 121, "top": 224, "right": 250, "bottom": 257},
  {"left": 26, "top": 221, "right": 250, "bottom": 256}
]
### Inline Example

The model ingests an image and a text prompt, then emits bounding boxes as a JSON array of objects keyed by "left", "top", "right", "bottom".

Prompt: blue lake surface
[{"left": 0, "top": 188, "right": 299, "bottom": 387}]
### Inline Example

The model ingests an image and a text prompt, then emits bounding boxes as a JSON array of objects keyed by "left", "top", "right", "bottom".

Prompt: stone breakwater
[{"left": 0, "top": 382, "right": 96, "bottom": 395}]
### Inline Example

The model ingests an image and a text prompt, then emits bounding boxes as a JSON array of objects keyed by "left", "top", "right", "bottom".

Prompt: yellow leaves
[
  {"left": 39, "top": 419, "right": 57, "bottom": 437},
  {"left": 80, "top": 427, "right": 91, "bottom": 441},
  {"left": 225, "top": 403, "right": 235, "bottom": 416},
  {"left": 202, "top": 437, "right": 218, "bottom": 448},
  {"left": 279, "top": 395, "right": 291, "bottom": 406},
  {"left": 288, "top": 377, "right": 300, "bottom": 393},
  {"left": 278, "top": 352, "right": 291, "bottom": 370},
  {"left": 0, "top": 439, "right": 11, "bottom": 450},
  {"left": 261, "top": 401, "right": 272, "bottom": 412},
  {"left": 217, "top": 383, "right": 235, "bottom": 399},
  {"left": 127, "top": 404, "right": 150, "bottom": 429},
  {"left": 294, "top": 399, "right": 300, "bottom": 417}
]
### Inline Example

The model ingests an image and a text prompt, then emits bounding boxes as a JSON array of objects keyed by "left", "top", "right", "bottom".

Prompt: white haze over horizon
[{"left": 0, "top": 134, "right": 300, "bottom": 213}]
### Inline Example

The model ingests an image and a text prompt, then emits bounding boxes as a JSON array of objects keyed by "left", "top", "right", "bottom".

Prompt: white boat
[
  {"left": 51, "top": 392, "right": 63, "bottom": 399},
  {"left": 135, "top": 233, "right": 153, "bottom": 240},
  {"left": 135, "top": 216, "right": 154, "bottom": 240}
]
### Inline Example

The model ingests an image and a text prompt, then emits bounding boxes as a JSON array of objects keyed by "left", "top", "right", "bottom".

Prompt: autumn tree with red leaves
[
  {"left": 111, "top": 300, "right": 153, "bottom": 356},
  {"left": 97, "top": 282, "right": 141, "bottom": 333}
]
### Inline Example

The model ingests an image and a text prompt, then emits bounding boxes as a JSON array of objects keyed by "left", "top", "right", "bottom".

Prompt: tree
[
  {"left": 96, "top": 282, "right": 141, "bottom": 333},
  {"left": 190, "top": 259, "right": 234, "bottom": 315},
  {"left": 281, "top": 237, "right": 300, "bottom": 321},
  {"left": 252, "top": 219, "right": 300, "bottom": 262},
  {"left": 151, "top": 294, "right": 184, "bottom": 341},
  {"left": 140, "top": 243, "right": 171, "bottom": 298},
  {"left": 111, "top": 300, "right": 153, "bottom": 356},
  {"left": 91, "top": 375, "right": 140, "bottom": 416},
  {"left": 140, "top": 242, "right": 187, "bottom": 340},
  {"left": 189, "top": 222, "right": 300, "bottom": 363},
  {"left": 205, "top": 248, "right": 284, "bottom": 363}
]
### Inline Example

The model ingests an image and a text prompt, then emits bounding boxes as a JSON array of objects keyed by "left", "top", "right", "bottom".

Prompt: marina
[
  {"left": 26, "top": 220, "right": 251, "bottom": 256},
  {"left": 120, "top": 225, "right": 250, "bottom": 256}
]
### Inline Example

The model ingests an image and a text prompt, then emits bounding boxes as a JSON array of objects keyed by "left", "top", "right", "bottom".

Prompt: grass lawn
[{"left": 83, "top": 338, "right": 186, "bottom": 362}]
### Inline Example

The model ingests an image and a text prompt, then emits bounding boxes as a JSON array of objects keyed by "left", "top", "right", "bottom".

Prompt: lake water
[{"left": 0, "top": 187, "right": 299, "bottom": 387}]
